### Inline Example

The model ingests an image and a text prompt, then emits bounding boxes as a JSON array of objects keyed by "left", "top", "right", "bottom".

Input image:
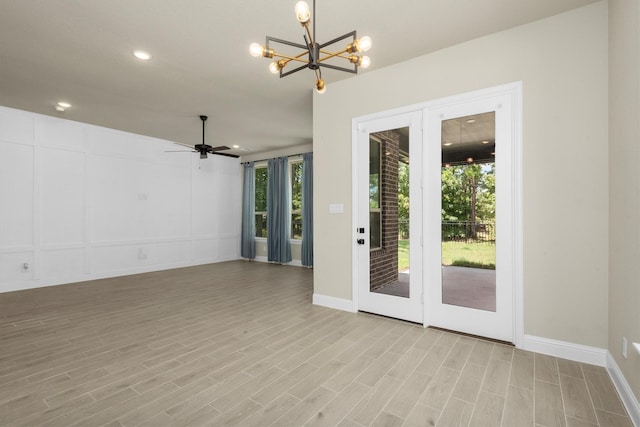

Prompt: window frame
[
  {"left": 290, "top": 158, "right": 303, "bottom": 241},
  {"left": 254, "top": 164, "right": 268, "bottom": 239}
]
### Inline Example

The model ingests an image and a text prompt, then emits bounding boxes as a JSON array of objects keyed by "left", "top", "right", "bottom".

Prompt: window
[
  {"left": 291, "top": 161, "right": 303, "bottom": 240},
  {"left": 369, "top": 138, "right": 382, "bottom": 250},
  {"left": 255, "top": 166, "right": 268, "bottom": 238},
  {"left": 254, "top": 160, "right": 305, "bottom": 241}
]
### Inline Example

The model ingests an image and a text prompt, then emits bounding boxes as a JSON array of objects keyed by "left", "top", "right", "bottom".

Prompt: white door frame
[{"left": 352, "top": 82, "right": 523, "bottom": 347}]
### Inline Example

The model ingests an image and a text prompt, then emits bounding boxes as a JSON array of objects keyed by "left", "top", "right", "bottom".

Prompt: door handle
[{"left": 357, "top": 239, "right": 365, "bottom": 245}]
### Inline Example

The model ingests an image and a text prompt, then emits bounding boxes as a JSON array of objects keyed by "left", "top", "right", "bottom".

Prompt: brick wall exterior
[{"left": 370, "top": 131, "right": 399, "bottom": 291}]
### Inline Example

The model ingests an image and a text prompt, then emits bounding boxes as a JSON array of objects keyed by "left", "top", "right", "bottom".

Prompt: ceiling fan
[{"left": 170, "top": 115, "right": 239, "bottom": 159}]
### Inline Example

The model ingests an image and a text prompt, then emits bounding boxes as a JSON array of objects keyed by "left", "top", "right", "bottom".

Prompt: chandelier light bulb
[
  {"left": 249, "top": 43, "right": 263, "bottom": 58},
  {"left": 315, "top": 78, "right": 326, "bottom": 94},
  {"left": 358, "top": 36, "right": 372, "bottom": 52},
  {"left": 295, "top": 1, "right": 311, "bottom": 24},
  {"left": 360, "top": 56, "right": 371, "bottom": 69},
  {"left": 269, "top": 61, "right": 280, "bottom": 74}
]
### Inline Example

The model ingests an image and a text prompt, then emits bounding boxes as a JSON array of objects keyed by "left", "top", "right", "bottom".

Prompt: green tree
[
  {"left": 255, "top": 167, "right": 268, "bottom": 212},
  {"left": 398, "top": 162, "right": 410, "bottom": 238},
  {"left": 441, "top": 163, "right": 495, "bottom": 228},
  {"left": 255, "top": 167, "right": 268, "bottom": 237},
  {"left": 291, "top": 162, "right": 303, "bottom": 239}
]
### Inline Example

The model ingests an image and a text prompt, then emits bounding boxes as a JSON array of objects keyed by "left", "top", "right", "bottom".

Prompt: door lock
[{"left": 357, "top": 239, "right": 365, "bottom": 245}]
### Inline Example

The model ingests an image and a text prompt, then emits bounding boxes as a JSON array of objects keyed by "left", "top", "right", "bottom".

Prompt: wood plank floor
[{"left": 0, "top": 261, "right": 632, "bottom": 426}]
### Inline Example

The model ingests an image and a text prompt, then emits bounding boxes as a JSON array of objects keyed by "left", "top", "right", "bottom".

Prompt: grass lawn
[{"left": 398, "top": 239, "right": 495, "bottom": 271}]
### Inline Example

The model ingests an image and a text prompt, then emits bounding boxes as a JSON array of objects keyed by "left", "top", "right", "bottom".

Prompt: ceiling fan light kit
[{"left": 249, "top": 0, "right": 371, "bottom": 94}]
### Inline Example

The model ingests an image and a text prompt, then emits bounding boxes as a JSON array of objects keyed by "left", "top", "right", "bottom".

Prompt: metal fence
[
  {"left": 442, "top": 220, "right": 495, "bottom": 244},
  {"left": 398, "top": 219, "right": 495, "bottom": 244}
]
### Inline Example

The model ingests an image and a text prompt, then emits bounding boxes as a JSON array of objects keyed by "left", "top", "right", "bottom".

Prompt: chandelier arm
[
  {"left": 317, "top": 48, "right": 350, "bottom": 63},
  {"left": 317, "top": 30, "right": 357, "bottom": 49},
  {"left": 273, "top": 52, "right": 310, "bottom": 64},
  {"left": 318, "top": 62, "right": 358, "bottom": 74},
  {"left": 280, "top": 63, "right": 311, "bottom": 78},
  {"left": 266, "top": 36, "right": 307, "bottom": 51},
  {"left": 304, "top": 24, "right": 314, "bottom": 48}
]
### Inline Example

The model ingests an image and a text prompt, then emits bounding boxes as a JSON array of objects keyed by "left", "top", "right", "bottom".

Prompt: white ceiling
[{"left": 0, "top": 0, "right": 597, "bottom": 156}]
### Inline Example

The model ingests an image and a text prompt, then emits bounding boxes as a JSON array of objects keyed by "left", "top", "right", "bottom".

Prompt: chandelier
[{"left": 249, "top": 0, "right": 372, "bottom": 94}]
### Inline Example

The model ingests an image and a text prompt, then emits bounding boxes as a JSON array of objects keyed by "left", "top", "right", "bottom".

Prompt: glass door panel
[
  {"left": 441, "top": 112, "right": 496, "bottom": 312},
  {"left": 369, "top": 128, "right": 410, "bottom": 299}
]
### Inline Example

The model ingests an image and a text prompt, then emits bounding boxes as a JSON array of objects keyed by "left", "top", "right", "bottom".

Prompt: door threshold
[
  {"left": 428, "top": 326, "right": 514, "bottom": 346},
  {"left": 357, "top": 310, "right": 423, "bottom": 326}
]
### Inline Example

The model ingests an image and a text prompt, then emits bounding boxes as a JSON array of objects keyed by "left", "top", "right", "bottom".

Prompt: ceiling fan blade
[
  {"left": 173, "top": 142, "right": 196, "bottom": 149},
  {"left": 210, "top": 145, "right": 231, "bottom": 151},
  {"left": 212, "top": 152, "right": 240, "bottom": 158},
  {"left": 165, "top": 149, "right": 196, "bottom": 153}
]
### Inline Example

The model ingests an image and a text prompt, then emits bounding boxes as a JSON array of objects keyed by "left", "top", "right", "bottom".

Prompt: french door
[
  {"left": 354, "top": 111, "right": 423, "bottom": 323},
  {"left": 424, "top": 89, "right": 518, "bottom": 342},
  {"left": 353, "top": 84, "right": 521, "bottom": 342}
]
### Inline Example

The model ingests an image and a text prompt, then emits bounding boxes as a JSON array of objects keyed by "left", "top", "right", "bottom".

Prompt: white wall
[
  {"left": 313, "top": 3, "right": 609, "bottom": 348},
  {"left": 0, "top": 106, "right": 241, "bottom": 293}
]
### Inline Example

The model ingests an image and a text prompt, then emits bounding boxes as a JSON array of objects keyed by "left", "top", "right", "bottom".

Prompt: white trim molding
[
  {"left": 606, "top": 352, "right": 640, "bottom": 426},
  {"left": 312, "top": 293, "right": 356, "bottom": 313},
  {"left": 522, "top": 334, "right": 607, "bottom": 366},
  {"left": 253, "top": 255, "right": 303, "bottom": 267}
]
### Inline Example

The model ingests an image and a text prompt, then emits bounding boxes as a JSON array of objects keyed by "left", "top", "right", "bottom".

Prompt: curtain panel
[
  {"left": 267, "top": 157, "right": 292, "bottom": 263},
  {"left": 301, "top": 153, "right": 313, "bottom": 267},
  {"left": 240, "top": 162, "right": 256, "bottom": 259}
]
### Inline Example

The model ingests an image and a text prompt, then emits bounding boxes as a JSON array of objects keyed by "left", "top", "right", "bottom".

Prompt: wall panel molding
[{"left": 0, "top": 106, "right": 241, "bottom": 293}]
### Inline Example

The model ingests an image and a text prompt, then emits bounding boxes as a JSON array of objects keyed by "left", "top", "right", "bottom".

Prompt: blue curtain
[
  {"left": 267, "top": 157, "right": 292, "bottom": 263},
  {"left": 301, "top": 153, "right": 313, "bottom": 267},
  {"left": 240, "top": 162, "right": 256, "bottom": 259}
]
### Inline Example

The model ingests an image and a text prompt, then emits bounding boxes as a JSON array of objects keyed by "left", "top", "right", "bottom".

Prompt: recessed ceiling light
[
  {"left": 133, "top": 50, "right": 152, "bottom": 60},
  {"left": 55, "top": 101, "right": 71, "bottom": 112},
  {"left": 232, "top": 145, "right": 240, "bottom": 149},
  {"left": 443, "top": 142, "right": 453, "bottom": 146},
  {"left": 466, "top": 119, "right": 476, "bottom": 124},
  {"left": 482, "top": 140, "right": 489, "bottom": 144}
]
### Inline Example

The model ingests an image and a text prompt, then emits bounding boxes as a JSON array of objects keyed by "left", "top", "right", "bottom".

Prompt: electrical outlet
[
  {"left": 22, "top": 262, "right": 29, "bottom": 272},
  {"left": 622, "top": 337, "right": 628, "bottom": 359}
]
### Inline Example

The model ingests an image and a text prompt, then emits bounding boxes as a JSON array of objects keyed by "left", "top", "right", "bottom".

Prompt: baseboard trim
[
  {"left": 253, "top": 256, "right": 303, "bottom": 267},
  {"left": 312, "top": 293, "right": 356, "bottom": 313},
  {"left": 521, "top": 334, "right": 607, "bottom": 366},
  {"left": 0, "top": 257, "right": 237, "bottom": 294},
  {"left": 606, "top": 352, "right": 640, "bottom": 426}
]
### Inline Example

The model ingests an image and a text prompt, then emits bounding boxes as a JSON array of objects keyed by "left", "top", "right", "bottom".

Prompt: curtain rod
[{"left": 241, "top": 151, "right": 311, "bottom": 165}]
